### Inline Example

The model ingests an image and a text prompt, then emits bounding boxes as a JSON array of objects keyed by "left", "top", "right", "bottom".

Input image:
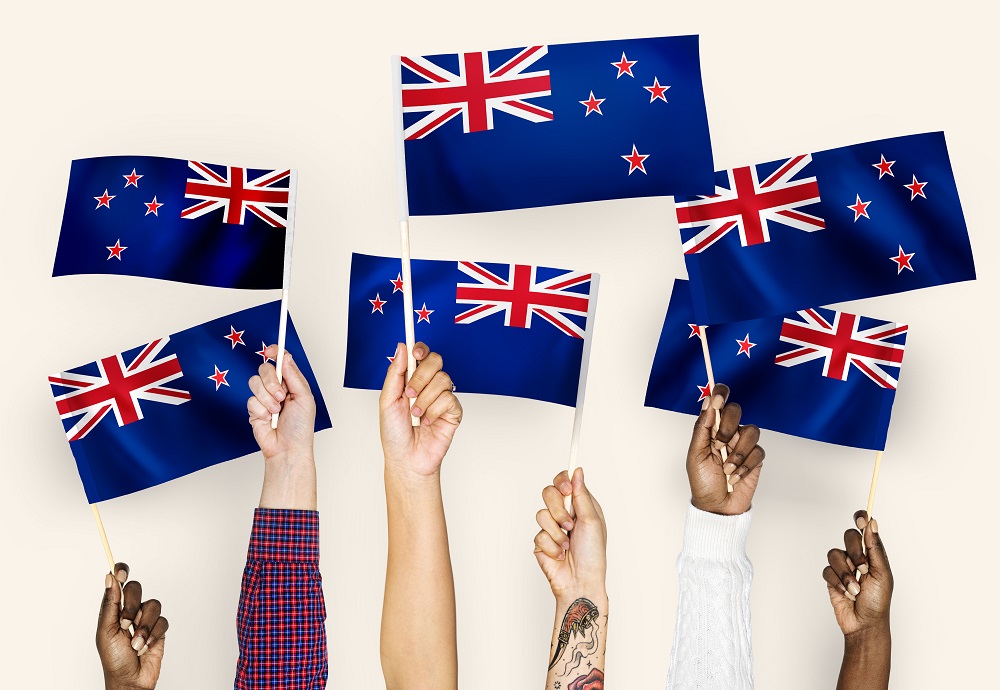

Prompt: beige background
[{"left": 1, "top": 1, "right": 995, "bottom": 687}]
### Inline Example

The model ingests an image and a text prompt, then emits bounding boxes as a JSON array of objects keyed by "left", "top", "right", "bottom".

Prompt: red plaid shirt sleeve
[{"left": 235, "top": 509, "right": 328, "bottom": 689}]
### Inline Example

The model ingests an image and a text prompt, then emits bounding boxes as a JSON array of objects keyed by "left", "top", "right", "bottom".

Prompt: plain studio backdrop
[{"left": 1, "top": 1, "right": 995, "bottom": 687}]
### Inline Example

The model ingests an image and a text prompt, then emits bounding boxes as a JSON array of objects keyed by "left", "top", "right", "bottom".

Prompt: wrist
[
  {"left": 383, "top": 457, "right": 441, "bottom": 487},
  {"left": 554, "top": 586, "right": 608, "bottom": 609},
  {"left": 844, "top": 618, "right": 891, "bottom": 649}
]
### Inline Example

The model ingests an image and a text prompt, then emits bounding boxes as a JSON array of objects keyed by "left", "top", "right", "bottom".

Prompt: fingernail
[
  {"left": 132, "top": 635, "right": 144, "bottom": 651},
  {"left": 406, "top": 387, "right": 417, "bottom": 398},
  {"left": 138, "top": 644, "right": 149, "bottom": 657},
  {"left": 421, "top": 416, "right": 431, "bottom": 425},
  {"left": 870, "top": 519, "right": 878, "bottom": 534},
  {"left": 561, "top": 521, "right": 574, "bottom": 531},
  {"left": 701, "top": 396, "right": 710, "bottom": 411},
  {"left": 558, "top": 551, "right": 565, "bottom": 560},
  {"left": 856, "top": 515, "right": 868, "bottom": 531},
  {"left": 410, "top": 406, "right": 422, "bottom": 417},
  {"left": 723, "top": 462, "right": 736, "bottom": 475},
  {"left": 712, "top": 394, "right": 724, "bottom": 410},
  {"left": 848, "top": 582, "right": 861, "bottom": 596},
  {"left": 560, "top": 482, "right": 572, "bottom": 495},
  {"left": 858, "top": 563, "right": 869, "bottom": 575},
  {"left": 845, "top": 589, "right": 857, "bottom": 602},
  {"left": 561, "top": 541, "right": 570, "bottom": 551},
  {"left": 117, "top": 569, "right": 127, "bottom": 584},
  {"left": 120, "top": 619, "right": 131, "bottom": 631},
  {"left": 105, "top": 574, "right": 113, "bottom": 589},
  {"left": 729, "top": 474, "right": 742, "bottom": 486}
]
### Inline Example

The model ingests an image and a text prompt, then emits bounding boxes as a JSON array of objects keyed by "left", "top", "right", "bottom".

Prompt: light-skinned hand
[{"left": 247, "top": 345, "right": 316, "bottom": 463}]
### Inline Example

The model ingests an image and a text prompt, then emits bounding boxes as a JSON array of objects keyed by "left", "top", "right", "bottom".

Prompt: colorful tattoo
[
  {"left": 568, "top": 668, "right": 604, "bottom": 690},
  {"left": 548, "top": 597, "right": 600, "bottom": 670}
]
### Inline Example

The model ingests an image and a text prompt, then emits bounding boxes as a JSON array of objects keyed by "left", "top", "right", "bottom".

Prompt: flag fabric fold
[
  {"left": 49, "top": 301, "right": 331, "bottom": 502},
  {"left": 645, "top": 280, "right": 907, "bottom": 450},
  {"left": 677, "top": 132, "right": 975, "bottom": 325}
]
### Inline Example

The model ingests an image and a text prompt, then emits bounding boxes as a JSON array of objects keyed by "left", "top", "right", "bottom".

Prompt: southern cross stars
[
  {"left": 644, "top": 77, "right": 669, "bottom": 103},
  {"left": 94, "top": 189, "right": 115, "bottom": 209},
  {"left": 106, "top": 240, "right": 126, "bottom": 260},
  {"left": 370, "top": 293, "right": 387, "bottom": 314},
  {"left": 891, "top": 246, "right": 915, "bottom": 273},
  {"left": 144, "top": 196, "right": 163, "bottom": 216},
  {"left": 622, "top": 144, "right": 650, "bottom": 175},
  {"left": 415, "top": 303, "right": 434, "bottom": 323},
  {"left": 736, "top": 333, "right": 756, "bottom": 357},
  {"left": 904, "top": 175, "right": 927, "bottom": 200},
  {"left": 872, "top": 155, "right": 895, "bottom": 179},
  {"left": 256, "top": 342, "right": 274, "bottom": 364},
  {"left": 123, "top": 169, "right": 143, "bottom": 187},
  {"left": 579, "top": 91, "right": 605, "bottom": 116},
  {"left": 611, "top": 52, "right": 637, "bottom": 78},
  {"left": 697, "top": 383, "right": 712, "bottom": 402},
  {"left": 848, "top": 194, "right": 871, "bottom": 221},
  {"left": 390, "top": 274, "right": 404, "bottom": 293},
  {"left": 224, "top": 326, "right": 245, "bottom": 348},
  {"left": 208, "top": 365, "right": 229, "bottom": 390}
]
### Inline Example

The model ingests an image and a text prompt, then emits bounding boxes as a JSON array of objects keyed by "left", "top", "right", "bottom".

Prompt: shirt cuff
[
  {"left": 681, "top": 503, "right": 753, "bottom": 561},
  {"left": 247, "top": 508, "right": 320, "bottom": 563}
]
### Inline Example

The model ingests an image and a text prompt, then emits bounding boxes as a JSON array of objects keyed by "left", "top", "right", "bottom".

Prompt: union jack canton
[{"left": 182, "top": 161, "right": 291, "bottom": 228}]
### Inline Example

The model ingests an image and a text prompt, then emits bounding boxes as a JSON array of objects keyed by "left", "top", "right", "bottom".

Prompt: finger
[
  {"left": 98, "top": 570, "right": 124, "bottom": 638},
  {"left": 688, "top": 404, "right": 716, "bottom": 460},
  {"left": 139, "top": 617, "right": 169, "bottom": 657},
  {"left": 412, "top": 341, "right": 429, "bottom": 361},
  {"left": 249, "top": 375, "right": 282, "bottom": 415},
  {"left": 247, "top": 396, "right": 270, "bottom": 423},
  {"left": 827, "top": 548, "right": 861, "bottom": 598},
  {"left": 542, "top": 485, "right": 574, "bottom": 531},
  {"left": 380, "top": 343, "right": 407, "bottom": 409},
  {"left": 131, "top": 599, "right": 161, "bottom": 652},
  {"left": 715, "top": 402, "right": 742, "bottom": 445},
  {"left": 822, "top": 565, "right": 854, "bottom": 601},
  {"left": 710, "top": 383, "right": 731, "bottom": 411},
  {"left": 257, "top": 358, "right": 287, "bottom": 401},
  {"left": 724, "top": 424, "right": 760, "bottom": 475},
  {"left": 536, "top": 509, "right": 570, "bottom": 551},
  {"left": 844, "top": 529, "right": 868, "bottom": 576},
  {"left": 853, "top": 509, "right": 869, "bottom": 532},
  {"left": 411, "top": 370, "right": 453, "bottom": 418},
  {"left": 120, "top": 580, "right": 142, "bottom": 631},
  {"left": 551, "top": 471, "right": 572, "bottom": 497},
  {"left": 279, "top": 351, "right": 312, "bottom": 397},
  {"left": 864, "top": 518, "right": 891, "bottom": 580},
  {"left": 421, "top": 390, "right": 462, "bottom": 426},
  {"left": 406, "top": 351, "right": 443, "bottom": 399},
  {"left": 534, "top": 529, "right": 565, "bottom": 560},
  {"left": 571, "top": 467, "right": 600, "bottom": 523},
  {"left": 729, "top": 445, "right": 765, "bottom": 486},
  {"left": 113, "top": 562, "right": 129, "bottom": 584}
]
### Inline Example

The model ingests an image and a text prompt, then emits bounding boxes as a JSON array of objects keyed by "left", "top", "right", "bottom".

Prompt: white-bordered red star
[
  {"left": 872, "top": 155, "right": 895, "bottom": 179},
  {"left": 622, "top": 144, "right": 650, "bottom": 175},
  {"left": 144, "top": 196, "right": 163, "bottom": 216},
  {"left": 687, "top": 324, "right": 701, "bottom": 339},
  {"left": 644, "top": 77, "right": 670, "bottom": 103},
  {"left": 390, "top": 274, "right": 404, "bottom": 293},
  {"left": 106, "top": 240, "right": 126, "bottom": 260},
  {"left": 904, "top": 174, "right": 928, "bottom": 200},
  {"left": 256, "top": 342, "right": 274, "bottom": 364},
  {"left": 208, "top": 365, "right": 229, "bottom": 390},
  {"left": 415, "top": 303, "right": 434, "bottom": 323},
  {"left": 579, "top": 91, "right": 605, "bottom": 116},
  {"left": 697, "top": 383, "right": 712, "bottom": 402},
  {"left": 94, "top": 189, "right": 115, "bottom": 209},
  {"left": 890, "top": 246, "right": 915, "bottom": 273},
  {"left": 123, "top": 169, "right": 143, "bottom": 187},
  {"left": 370, "top": 293, "right": 386, "bottom": 314},
  {"left": 848, "top": 194, "right": 871, "bottom": 221},
  {"left": 224, "top": 326, "right": 245, "bottom": 349},
  {"left": 736, "top": 333, "right": 756, "bottom": 358},
  {"left": 611, "top": 52, "right": 637, "bottom": 78}
]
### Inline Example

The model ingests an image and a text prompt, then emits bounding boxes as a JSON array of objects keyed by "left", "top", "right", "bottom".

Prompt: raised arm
[
  {"left": 379, "top": 342, "right": 463, "bottom": 690},
  {"left": 236, "top": 346, "right": 327, "bottom": 689},
  {"left": 533, "top": 468, "right": 608, "bottom": 690},
  {"left": 668, "top": 384, "right": 765, "bottom": 690}
]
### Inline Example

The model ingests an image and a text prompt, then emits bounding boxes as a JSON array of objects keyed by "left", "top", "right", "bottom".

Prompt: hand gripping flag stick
[
  {"left": 698, "top": 326, "right": 733, "bottom": 493},
  {"left": 564, "top": 275, "right": 601, "bottom": 513},
  {"left": 271, "top": 170, "right": 298, "bottom": 429}
]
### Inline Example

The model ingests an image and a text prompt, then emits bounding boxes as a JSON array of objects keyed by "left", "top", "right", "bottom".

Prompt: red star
[
  {"left": 123, "top": 169, "right": 143, "bottom": 187},
  {"left": 890, "top": 245, "right": 915, "bottom": 274},
  {"left": 736, "top": 333, "right": 756, "bottom": 357},
  {"left": 415, "top": 302, "right": 434, "bottom": 323},
  {"left": 224, "top": 325, "right": 245, "bottom": 348},
  {"left": 579, "top": 91, "right": 605, "bottom": 116},
  {"left": 94, "top": 189, "right": 115, "bottom": 209},
  {"left": 611, "top": 52, "right": 637, "bottom": 78},
  {"left": 390, "top": 273, "right": 404, "bottom": 293},
  {"left": 144, "top": 196, "right": 163, "bottom": 216},
  {"left": 387, "top": 353, "right": 397, "bottom": 363},
  {"left": 256, "top": 342, "right": 274, "bottom": 364},
  {"left": 904, "top": 174, "right": 927, "bottom": 200},
  {"left": 106, "top": 240, "right": 126, "bottom": 260},
  {"left": 644, "top": 77, "right": 670, "bottom": 103},
  {"left": 622, "top": 144, "right": 650, "bottom": 175},
  {"left": 872, "top": 154, "right": 895, "bottom": 179},
  {"left": 847, "top": 194, "right": 871, "bottom": 221},
  {"left": 688, "top": 324, "right": 701, "bottom": 339},
  {"left": 697, "top": 383, "right": 713, "bottom": 402},
  {"left": 208, "top": 365, "right": 229, "bottom": 390},
  {"left": 370, "top": 293, "right": 387, "bottom": 313}
]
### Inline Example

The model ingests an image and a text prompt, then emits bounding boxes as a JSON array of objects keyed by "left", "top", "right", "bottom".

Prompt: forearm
[
  {"left": 259, "top": 452, "right": 317, "bottom": 510},
  {"left": 545, "top": 589, "right": 608, "bottom": 690},
  {"left": 837, "top": 624, "right": 891, "bottom": 690},
  {"left": 380, "top": 468, "right": 457, "bottom": 690}
]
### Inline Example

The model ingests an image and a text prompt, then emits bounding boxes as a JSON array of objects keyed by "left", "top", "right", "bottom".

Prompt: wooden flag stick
[
  {"left": 565, "top": 274, "right": 601, "bottom": 512},
  {"left": 698, "top": 326, "right": 732, "bottom": 492},
  {"left": 866, "top": 450, "right": 883, "bottom": 520},
  {"left": 271, "top": 170, "right": 298, "bottom": 430},
  {"left": 91, "top": 504, "right": 116, "bottom": 573},
  {"left": 400, "top": 220, "right": 419, "bottom": 427}
]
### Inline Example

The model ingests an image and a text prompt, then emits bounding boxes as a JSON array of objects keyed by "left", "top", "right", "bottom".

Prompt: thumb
[
  {"left": 379, "top": 343, "right": 407, "bottom": 410},
  {"left": 571, "top": 468, "right": 599, "bottom": 523},
  {"left": 687, "top": 406, "right": 714, "bottom": 465},
  {"left": 98, "top": 573, "right": 122, "bottom": 639},
  {"left": 864, "top": 518, "right": 891, "bottom": 579}
]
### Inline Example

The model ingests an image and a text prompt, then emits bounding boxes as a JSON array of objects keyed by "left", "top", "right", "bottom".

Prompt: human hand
[
  {"left": 687, "top": 384, "right": 765, "bottom": 515},
  {"left": 247, "top": 345, "right": 316, "bottom": 463},
  {"left": 824, "top": 511, "right": 893, "bottom": 638},
  {"left": 379, "top": 342, "right": 463, "bottom": 481},
  {"left": 533, "top": 468, "right": 608, "bottom": 599},
  {"left": 96, "top": 564, "right": 169, "bottom": 690}
]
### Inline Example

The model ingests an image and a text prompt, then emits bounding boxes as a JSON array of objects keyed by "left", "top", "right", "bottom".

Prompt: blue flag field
[
  {"left": 400, "top": 35, "right": 714, "bottom": 215},
  {"left": 645, "top": 280, "right": 907, "bottom": 450},
  {"left": 345, "top": 253, "right": 596, "bottom": 406},
  {"left": 49, "top": 301, "right": 331, "bottom": 502},
  {"left": 677, "top": 131, "right": 976, "bottom": 325},
  {"left": 53, "top": 155, "right": 292, "bottom": 289}
]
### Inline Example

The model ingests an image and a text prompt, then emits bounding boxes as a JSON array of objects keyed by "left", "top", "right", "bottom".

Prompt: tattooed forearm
[
  {"left": 546, "top": 596, "right": 607, "bottom": 690},
  {"left": 548, "top": 598, "right": 600, "bottom": 670}
]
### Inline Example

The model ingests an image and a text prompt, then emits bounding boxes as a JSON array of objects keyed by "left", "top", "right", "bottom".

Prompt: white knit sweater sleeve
[{"left": 666, "top": 503, "right": 754, "bottom": 690}]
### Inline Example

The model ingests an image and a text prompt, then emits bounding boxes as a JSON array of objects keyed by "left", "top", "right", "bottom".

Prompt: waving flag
[
  {"left": 399, "top": 35, "right": 714, "bottom": 215},
  {"left": 645, "top": 280, "right": 907, "bottom": 450},
  {"left": 678, "top": 132, "right": 976, "bottom": 325},
  {"left": 49, "top": 301, "right": 331, "bottom": 502},
  {"left": 53, "top": 156, "right": 292, "bottom": 289},
  {"left": 345, "top": 253, "right": 596, "bottom": 406}
]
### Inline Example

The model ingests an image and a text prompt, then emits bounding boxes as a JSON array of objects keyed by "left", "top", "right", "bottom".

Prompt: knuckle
[
  {"left": 424, "top": 352, "right": 443, "bottom": 369},
  {"left": 535, "top": 509, "right": 550, "bottom": 525}
]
